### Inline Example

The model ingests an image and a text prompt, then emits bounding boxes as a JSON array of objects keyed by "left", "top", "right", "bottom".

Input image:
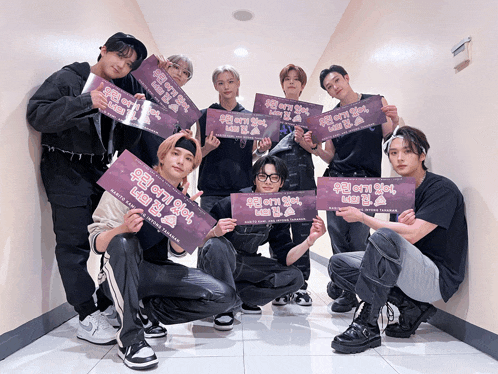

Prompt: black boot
[
  {"left": 332, "top": 302, "right": 381, "bottom": 354},
  {"left": 327, "top": 281, "right": 343, "bottom": 300},
  {"left": 332, "top": 290, "right": 359, "bottom": 313},
  {"left": 386, "top": 287, "right": 437, "bottom": 338}
]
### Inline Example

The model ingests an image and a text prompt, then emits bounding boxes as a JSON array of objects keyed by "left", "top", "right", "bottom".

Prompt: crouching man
[
  {"left": 88, "top": 133, "right": 238, "bottom": 370},
  {"left": 198, "top": 155, "right": 326, "bottom": 330},
  {"left": 329, "top": 126, "right": 468, "bottom": 354}
]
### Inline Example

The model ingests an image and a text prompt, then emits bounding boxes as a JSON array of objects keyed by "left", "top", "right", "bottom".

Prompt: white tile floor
[{"left": 1, "top": 257, "right": 497, "bottom": 374}]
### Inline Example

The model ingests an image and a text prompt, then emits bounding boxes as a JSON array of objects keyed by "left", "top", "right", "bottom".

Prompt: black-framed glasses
[
  {"left": 256, "top": 173, "right": 281, "bottom": 183},
  {"left": 169, "top": 62, "right": 191, "bottom": 79}
]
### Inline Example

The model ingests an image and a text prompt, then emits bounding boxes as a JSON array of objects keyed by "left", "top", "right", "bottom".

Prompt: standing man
[
  {"left": 305, "top": 65, "right": 399, "bottom": 313},
  {"left": 329, "top": 126, "right": 468, "bottom": 354},
  {"left": 27, "top": 32, "right": 147, "bottom": 344}
]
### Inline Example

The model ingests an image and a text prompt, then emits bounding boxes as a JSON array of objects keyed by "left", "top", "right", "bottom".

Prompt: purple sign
[
  {"left": 252, "top": 93, "right": 323, "bottom": 129},
  {"left": 316, "top": 177, "right": 415, "bottom": 213},
  {"left": 97, "top": 150, "right": 217, "bottom": 253},
  {"left": 82, "top": 73, "right": 179, "bottom": 139},
  {"left": 306, "top": 95, "right": 387, "bottom": 142},
  {"left": 132, "top": 55, "right": 202, "bottom": 129},
  {"left": 231, "top": 190, "right": 317, "bottom": 225},
  {"left": 206, "top": 109, "right": 280, "bottom": 142}
]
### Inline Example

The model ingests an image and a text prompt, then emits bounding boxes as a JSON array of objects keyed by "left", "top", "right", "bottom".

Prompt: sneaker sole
[
  {"left": 331, "top": 336, "right": 382, "bottom": 354},
  {"left": 77, "top": 334, "right": 116, "bottom": 345},
  {"left": 385, "top": 305, "right": 437, "bottom": 338},
  {"left": 118, "top": 350, "right": 159, "bottom": 370},
  {"left": 214, "top": 323, "right": 234, "bottom": 331},
  {"left": 144, "top": 331, "right": 167, "bottom": 339},
  {"left": 241, "top": 308, "right": 262, "bottom": 314}
]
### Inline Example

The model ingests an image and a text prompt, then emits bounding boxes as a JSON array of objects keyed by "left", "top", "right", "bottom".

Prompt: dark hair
[
  {"left": 280, "top": 64, "right": 307, "bottom": 89},
  {"left": 319, "top": 64, "right": 348, "bottom": 90},
  {"left": 252, "top": 155, "right": 288, "bottom": 186},
  {"left": 384, "top": 126, "right": 430, "bottom": 170},
  {"left": 97, "top": 39, "right": 145, "bottom": 71}
]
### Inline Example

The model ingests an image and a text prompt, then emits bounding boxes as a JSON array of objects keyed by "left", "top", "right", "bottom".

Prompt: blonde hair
[
  {"left": 154, "top": 132, "right": 202, "bottom": 172},
  {"left": 212, "top": 65, "right": 240, "bottom": 99}
]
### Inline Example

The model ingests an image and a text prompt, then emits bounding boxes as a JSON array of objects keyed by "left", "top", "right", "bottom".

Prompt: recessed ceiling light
[
  {"left": 232, "top": 10, "right": 254, "bottom": 21},
  {"left": 234, "top": 47, "right": 248, "bottom": 57}
]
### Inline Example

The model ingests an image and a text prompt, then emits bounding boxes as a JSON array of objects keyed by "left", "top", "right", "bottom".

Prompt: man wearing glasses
[{"left": 197, "top": 155, "right": 326, "bottom": 331}]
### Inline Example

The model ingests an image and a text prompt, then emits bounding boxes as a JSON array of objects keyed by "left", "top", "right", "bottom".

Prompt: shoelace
[{"left": 380, "top": 303, "right": 395, "bottom": 332}]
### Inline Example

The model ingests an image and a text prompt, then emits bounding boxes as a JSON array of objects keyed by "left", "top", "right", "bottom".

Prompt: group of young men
[{"left": 27, "top": 32, "right": 468, "bottom": 369}]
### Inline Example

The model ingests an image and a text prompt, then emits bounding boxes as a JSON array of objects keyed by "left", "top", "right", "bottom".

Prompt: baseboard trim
[
  {"left": 310, "top": 250, "right": 498, "bottom": 360},
  {"left": 0, "top": 303, "right": 76, "bottom": 361}
]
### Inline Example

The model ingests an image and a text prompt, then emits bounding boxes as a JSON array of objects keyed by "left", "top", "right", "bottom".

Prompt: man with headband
[
  {"left": 328, "top": 126, "right": 467, "bottom": 354},
  {"left": 88, "top": 133, "right": 238, "bottom": 370}
]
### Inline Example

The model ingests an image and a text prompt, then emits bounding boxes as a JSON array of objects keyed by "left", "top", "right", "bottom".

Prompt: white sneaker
[
  {"left": 294, "top": 289, "right": 312, "bottom": 306},
  {"left": 101, "top": 305, "right": 120, "bottom": 327},
  {"left": 77, "top": 310, "right": 117, "bottom": 345}
]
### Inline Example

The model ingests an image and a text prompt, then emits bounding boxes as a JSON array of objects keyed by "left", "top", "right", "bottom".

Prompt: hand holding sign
[
  {"left": 398, "top": 208, "right": 416, "bottom": 225},
  {"left": 336, "top": 206, "right": 364, "bottom": 223},
  {"left": 204, "top": 131, "right": 220, "bottom": 154},
  {"left": 213, "top": 218, "right": 237, "bottom": 237},
  {"left": 123, "top": 208, "right": 145, "bottom": 233},
  {"left": 381, "top": 104, "right": 399, "bottom": 126},
  {"left": 257, "top": 137, "right": 272, "bottom": 153},
  {"left": 91, "top": 82, "right": 107, "bottom": 110}
]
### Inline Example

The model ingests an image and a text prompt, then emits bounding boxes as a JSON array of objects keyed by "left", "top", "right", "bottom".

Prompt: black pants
[
  {"left": 100, "top": 233, "right": 238, "bottom": 348},
  {"left": 198, "top": 237, "right": 304, "bottom": 308},
  {"left": 41, "top": 148, "right": 110, "bottom": 318}
]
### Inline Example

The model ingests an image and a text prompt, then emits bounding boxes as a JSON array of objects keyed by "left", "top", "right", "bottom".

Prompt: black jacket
[{"left": 27, "top": 62, "right": 143, "bottom": 157}]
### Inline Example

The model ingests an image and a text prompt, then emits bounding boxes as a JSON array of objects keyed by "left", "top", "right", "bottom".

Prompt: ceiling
[{"left": 136, "top": 0, "right": 350, "bottom": 111}]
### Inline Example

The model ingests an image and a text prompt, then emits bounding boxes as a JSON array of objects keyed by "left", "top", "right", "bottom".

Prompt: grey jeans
[{"left": 328, "top": 228, "right": 442, "bottom": 306}]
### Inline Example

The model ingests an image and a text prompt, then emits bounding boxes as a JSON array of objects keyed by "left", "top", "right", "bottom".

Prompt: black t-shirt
[
  {"left": 328, "top": 94, "right": 383, "bottom": 177},
  {"left": 413, "top": 172, "right": 468, "bottom": 302},
  {"left": 197, "top": 103, "right": 254, "bottom": 196}
]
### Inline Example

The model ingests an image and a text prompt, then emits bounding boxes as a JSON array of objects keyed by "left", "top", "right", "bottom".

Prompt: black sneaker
[
  {"left": 144, "top": 323, "right": 167, "bottom": 338},
  {"left": 241, "top": 303, "right": 262, "bottom": 314},
  {"left": 327, "top": 281, "right": 343, "bottom": 300},
  {"left": 118, "top": 340, "right": 158, "bottom": 370},
  {"left": 294, "top": 289, "right": 312, "bottom": 306},
  {"left": 272, "top": 294, "right": 291, "bottom": 306},
  {"left": 214, "top": 312, "right": 234, "bottom": 331}
]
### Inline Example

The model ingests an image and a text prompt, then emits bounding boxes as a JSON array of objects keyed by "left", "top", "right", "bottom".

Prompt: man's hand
[
  {"left": 157, "top": 55, "right": 173, "bottom": 70},
  {"left": 294, "top": 125, "right": 305, "bottom": 143},
  {"left": 213, "top": 218, "right": 237, "bottom": 237},
  {"left": 304, "top": 130, "right": 317, "bottom": 149},
  {"left": 336, "top": 206, "right": 363, "bottom": 223},
  {"left": 180, "top": 129, "right": 193, "bottom": 137},
  {"left": 134, "top": 93, "right": 146, "bottom": 100},
  {"left": 257, "top": 137, "right": 272, "bottom": 152},
  {"left": 181, "top": 182, "right": 203, "bottom": 201},
  {"left": 398, "top": 209, "right": 416, "bottom": 225},
  {"left": 307, "top": 216, "right": 326, "bottom": 245},
  {"left": 91, "top": 82, "right": 107, "bottom": 110},
  {"left": 204, "top": 131, "right": 220, "bottom": 153},
  {"left": 381, "top": 104, "right": 399, "bottom": 126},
  {"left": 123, "top": 209, "right": 144, "bottom": 233}
]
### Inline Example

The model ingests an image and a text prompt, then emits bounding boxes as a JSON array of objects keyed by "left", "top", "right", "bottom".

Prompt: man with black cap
[{"left": 27, "top": 32, "right": 148, "bottom": 345}]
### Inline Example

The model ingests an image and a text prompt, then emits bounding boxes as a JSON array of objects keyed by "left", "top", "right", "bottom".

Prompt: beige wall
[
  {"left": 302, "top": 0, "right": 498, "bottom": 334},
  {"left": 0, "top": 0, "right": 158, "bottom": 335}
]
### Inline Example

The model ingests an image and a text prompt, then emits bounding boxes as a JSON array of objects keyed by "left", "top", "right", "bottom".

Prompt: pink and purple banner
[
  {"left": 316, "top": 177, "right": 415, "bottom": 213},
  {"left": 206, "top": 108, "right": 281, "bottom": 142},
  {"left": 131, "top": 55, "right": 202, "bottom": 129},
  {"left": 97, "top": 150, "right": 216, "bottom": 253},
  {"left": 252, "top": 93, "right": 323, "bottom": 129},
  {"left": 82, "top": 73, "right": 179, "bottom": 139},
  {"left": 231, "top": 190, "right": 317, "bottom": 225},
  {"left": 306, "top": 95, "right": 387, "bottom": 142}
]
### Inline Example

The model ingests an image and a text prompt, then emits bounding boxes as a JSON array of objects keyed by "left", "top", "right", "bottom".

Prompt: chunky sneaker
[
  {"left": 118, "top": 340, "right": 158, "bottom": 370},
  {"left": 77, "top": 310, "right": 117, "bottom": 345},
  {"left": 272, "top": 294, "right": 292, "bottom": 306},
  {"left": 101, "top": 305, "right": 120, "bottom": 327},
  {"left": 332, "top": 302, "right": 381, "bottom": 354},
  {"left": 294, "top": 289, "right": 312, "bottom": 306},
  {"left": 332, "top": 290, "right": 359, "bottom": 313},
  {"left": 241, "top": 303, "right": 262, "bottom": 314},
  {"left": 214, "top": 312, "right": 234, "bottom": 331}
]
